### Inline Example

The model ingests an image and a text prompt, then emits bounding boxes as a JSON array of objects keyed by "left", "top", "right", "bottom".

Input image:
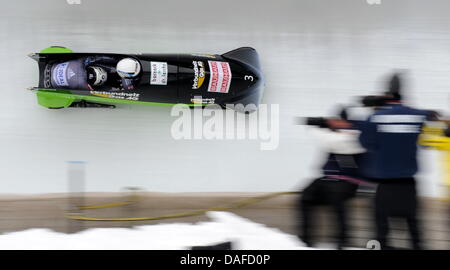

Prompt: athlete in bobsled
[{"left": 47, "top": 56, "right": 141, "bottom": 91}]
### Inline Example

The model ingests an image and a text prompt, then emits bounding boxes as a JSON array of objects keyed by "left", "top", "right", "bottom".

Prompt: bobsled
[{"left": 28, "top": 46, "right": 264, "bottom": 113}]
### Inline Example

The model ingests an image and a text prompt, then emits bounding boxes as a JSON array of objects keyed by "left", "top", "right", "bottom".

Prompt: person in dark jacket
[
  {"left": 299, "top": 118, "right": 369, "bottom": 249},
  {"left": 358, "top": 72, "right": 436, "bottom": 249}
]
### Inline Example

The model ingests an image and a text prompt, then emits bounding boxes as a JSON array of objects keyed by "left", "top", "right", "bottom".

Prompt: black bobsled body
[{"left": 30, "top": 47, "right": 264, "bottom": 112}]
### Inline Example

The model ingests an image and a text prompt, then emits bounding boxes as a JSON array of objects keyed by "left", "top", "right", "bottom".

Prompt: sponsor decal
[
  {"left": 192, "top": 61, "right": 206, "bottom": 89},
  {"left": 190, "top": 97, "right": 215, "bottom": 104},
  {"left": 207, "top": 61, "right": 232, "bottom": 94},
  {"left": 68, "top": 69, "right": 76, "bottom": 79},
  {"left": 44, "top": 64, "right": 52, "bottom": 88},
  {"left": 90, "top": 91, "right": 140, "bottom": 101},
  {"left": 191, "top": 53, "right": 216, "bottom": 59},
  {"left": 150, "top": 61, "right": 168, "bottom": 85},
  {"left": 52, "top": 62, "right": 69, "bottom": 86}
]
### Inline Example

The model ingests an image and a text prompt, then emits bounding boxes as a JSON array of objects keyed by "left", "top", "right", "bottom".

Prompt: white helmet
[
  {"left": 87, "top": 66, "right": 108, "bottom": 86},
  {"left": 117, "top": 58, "right": 141, "bottom": 78}
]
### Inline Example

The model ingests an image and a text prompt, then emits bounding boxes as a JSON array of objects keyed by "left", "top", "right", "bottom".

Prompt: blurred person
[
  {"left": 419, "top": 117, "right": 450, "bottom": 250},
  {"left": 298, "top": 116, "right": 369, "bottom": 249},
  {"left": 358, "top": 72, "right": 437, "bottom": 250},
  {"left": 419, "top": 118, "right": 450, "bottom": 194}
]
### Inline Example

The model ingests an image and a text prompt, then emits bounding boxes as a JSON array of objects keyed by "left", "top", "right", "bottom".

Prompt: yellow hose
[{"left": 66, "top": 192, "right": 298, "bottom": 222}]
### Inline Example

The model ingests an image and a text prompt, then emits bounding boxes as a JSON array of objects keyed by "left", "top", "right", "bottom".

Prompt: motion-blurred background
[
  {"left": 0, "top": 0, "right": 448, "bottom": 249},
  {"left": 0, "top": 0, "right": 448, "bottom": 194}
]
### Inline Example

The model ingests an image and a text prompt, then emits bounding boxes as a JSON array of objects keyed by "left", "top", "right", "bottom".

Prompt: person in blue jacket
[{"left": 358, "top": 72, "right": 436, "bottom": 249}]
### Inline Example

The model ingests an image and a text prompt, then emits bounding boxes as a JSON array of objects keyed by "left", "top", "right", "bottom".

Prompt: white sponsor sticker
[
  {"left": 150, "top": 61, "right": 168, "bottom": 85},
  {"left": 52, "top": 62, "right": 69, "bottom": 86},
  {"left": 207, "top": 61, "right": 232, "bottom": 94}
]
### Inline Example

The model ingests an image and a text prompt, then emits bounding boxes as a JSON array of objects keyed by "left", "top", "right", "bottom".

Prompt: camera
[{"left": 304, "top": 117, "right": 329, "bottom": 128}]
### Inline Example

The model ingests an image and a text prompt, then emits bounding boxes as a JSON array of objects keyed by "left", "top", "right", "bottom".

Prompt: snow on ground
[{"left": 0, "top": 212, "right": 313, "bottom": 250}]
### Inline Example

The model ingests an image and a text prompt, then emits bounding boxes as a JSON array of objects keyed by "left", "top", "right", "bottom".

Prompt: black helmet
[{"left": 385, "top": 72, "right": 403, "bottom": 101}]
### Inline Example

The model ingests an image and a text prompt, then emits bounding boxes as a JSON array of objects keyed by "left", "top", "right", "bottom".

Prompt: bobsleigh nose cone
[{"left": 221, "top": 47, "right": 265, "bottom": 111}]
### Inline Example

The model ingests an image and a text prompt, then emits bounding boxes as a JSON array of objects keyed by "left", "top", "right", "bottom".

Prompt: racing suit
[{"left": 47, "top": 56, "right": 136, "bottom": 91}]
